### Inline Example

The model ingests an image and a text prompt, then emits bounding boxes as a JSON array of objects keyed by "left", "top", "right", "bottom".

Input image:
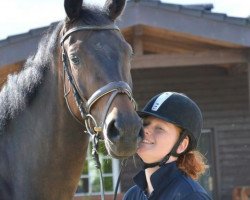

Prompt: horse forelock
[
  {"left": 65, "top": 5, "right": 111, "bottom": 27},
  {"left": 0, "top": 22, "right": 63, "bottom": 132}
]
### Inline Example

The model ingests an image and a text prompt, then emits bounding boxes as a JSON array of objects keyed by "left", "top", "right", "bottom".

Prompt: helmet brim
[
  {"left": 137, "top": 110, "right": 158, "bottom": 118},
  {"left": 137, "top": 110, "right": 175, "bottom": 125},
  {"left": 137, "top": 110, "right": 187, "bottom": 132}
]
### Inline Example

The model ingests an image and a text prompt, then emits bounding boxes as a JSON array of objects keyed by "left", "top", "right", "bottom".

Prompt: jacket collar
[{"left": 133, "top": 162, "right": 181, "bottom": 193}]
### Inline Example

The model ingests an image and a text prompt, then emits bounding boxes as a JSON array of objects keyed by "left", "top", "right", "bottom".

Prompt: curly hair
[{"left": 176, "top": 150, "right": 208, "bottom": 180}]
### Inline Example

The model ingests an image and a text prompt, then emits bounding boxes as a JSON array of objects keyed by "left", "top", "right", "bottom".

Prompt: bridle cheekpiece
[
  {"left": 60, "top": 24, "right": 136, "bottom": 200},
  {"left": 60, "top": 24, "right": 137, "bottom": 136}
]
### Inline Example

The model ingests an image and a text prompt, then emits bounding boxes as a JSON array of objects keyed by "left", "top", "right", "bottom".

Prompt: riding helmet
[{"left": 138, "top": 92, "right": 203, "bottom": 150}]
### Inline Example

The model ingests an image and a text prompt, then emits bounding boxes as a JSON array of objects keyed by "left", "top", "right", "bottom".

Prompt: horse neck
[{"left": 1, "top": 61, "right": 89, "bottom": 200}]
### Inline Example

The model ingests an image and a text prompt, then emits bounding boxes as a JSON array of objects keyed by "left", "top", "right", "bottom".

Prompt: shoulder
[
  {"left": 173, "top": 172, "right": 205, "bottom": 191},
  {"left": 169, "top": 173, "right": 211, "bottom": 199},
  {"left": 179, "top": 191, "right": 212, "bottom": 200},
  {"left": 122, "top": 185, "right": 146, "bottom": 200}
]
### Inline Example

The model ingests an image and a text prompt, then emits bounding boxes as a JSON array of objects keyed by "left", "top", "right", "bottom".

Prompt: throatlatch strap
[{"left": 142, "top": 130, "right": 188, "bottom": 169}]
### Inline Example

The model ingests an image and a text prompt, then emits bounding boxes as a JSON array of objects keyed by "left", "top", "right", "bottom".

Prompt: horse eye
[{"left": 70, "top": 55, "right": 80, "bottom": 65}]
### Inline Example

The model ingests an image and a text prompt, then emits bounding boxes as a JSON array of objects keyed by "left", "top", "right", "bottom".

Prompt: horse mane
[{"left": 0, "top": 22, "right": 63, "bottom": 132}]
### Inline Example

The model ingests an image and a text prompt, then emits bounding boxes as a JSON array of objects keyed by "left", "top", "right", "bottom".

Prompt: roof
[
  {"left": 127, "top": 0, "right": 250, "bottom": 27},
  {"left": 1, "top": 0, "right": 250, "bottom": 67},
  {"left": 119, "top": 0, "right": 250, "bottom": 46}
]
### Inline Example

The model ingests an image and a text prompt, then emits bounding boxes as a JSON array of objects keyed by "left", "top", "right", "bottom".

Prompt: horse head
[{"left": 61, "top": 0, "right": 143, "bottom": 158}]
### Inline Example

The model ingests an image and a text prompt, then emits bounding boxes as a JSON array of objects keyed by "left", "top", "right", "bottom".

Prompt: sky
[{"left": 0, "top": 0, "right": 250, "bottom": 40}]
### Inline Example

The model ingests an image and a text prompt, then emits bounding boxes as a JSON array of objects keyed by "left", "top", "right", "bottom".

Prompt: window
[
  {"left": 75, "top": 141, "right": 120, "bottom": 196},
  {"left": 198, "top": 129, "right": 218, "bottom": 199}
]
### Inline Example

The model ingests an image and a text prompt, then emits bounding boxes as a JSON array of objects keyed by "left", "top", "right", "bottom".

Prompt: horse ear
[
  {"left": 105, "top": 0, "right": 126, "bottom": 21},
  {"left": 64, "top": 0, "right": 83, "bottom": 20}
]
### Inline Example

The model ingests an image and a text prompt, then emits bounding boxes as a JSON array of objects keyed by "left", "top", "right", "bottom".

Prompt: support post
[
  {"left": 132, "top": 25, "right": 144, "bottom": 56},
  {"left": 247, "top": 61, "right": 250, "bottom": 110}
]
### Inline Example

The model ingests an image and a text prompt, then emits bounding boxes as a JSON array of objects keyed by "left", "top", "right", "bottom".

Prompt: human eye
[
  {"left": 142, "top": 119, "right": 150, "bottom": 127},
  {"left": 156, "top": 126, "right": 164, "bottom": 130},
  {"left": 155, "top": 125, "right": 166, "bottom": 133}
]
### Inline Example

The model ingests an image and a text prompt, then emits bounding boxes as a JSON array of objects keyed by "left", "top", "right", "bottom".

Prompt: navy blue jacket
[{"left": 123, "top": 162, "right": 212, "bottom": 200}]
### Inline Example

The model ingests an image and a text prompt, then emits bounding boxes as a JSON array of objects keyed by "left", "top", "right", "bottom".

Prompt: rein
[{"left": 60, "top": 24, "right": 136, "bottom": 200}]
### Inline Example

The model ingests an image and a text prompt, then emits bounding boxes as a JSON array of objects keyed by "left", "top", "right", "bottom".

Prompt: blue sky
[{"left": 1, "top": 0, "right": 250, "bottom": 40}]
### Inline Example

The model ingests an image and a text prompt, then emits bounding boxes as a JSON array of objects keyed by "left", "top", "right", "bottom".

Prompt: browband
[{"left": 60, "top": 24, "right": 120, "bottom": 45}]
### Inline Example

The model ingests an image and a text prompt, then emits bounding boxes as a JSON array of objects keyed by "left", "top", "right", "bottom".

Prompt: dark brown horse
[{"left": 0, "top": 0, "right": 142, "bottom": 199}]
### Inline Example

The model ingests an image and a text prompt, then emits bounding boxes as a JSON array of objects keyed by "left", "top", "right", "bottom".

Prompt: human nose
[{"left": 143, "top": 125, "right": 151, "bottom": 136}]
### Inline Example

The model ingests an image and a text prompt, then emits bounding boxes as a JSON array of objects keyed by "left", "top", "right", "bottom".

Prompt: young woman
[{"left": 123, "top": 92, "right": 212, "bottom": 200}]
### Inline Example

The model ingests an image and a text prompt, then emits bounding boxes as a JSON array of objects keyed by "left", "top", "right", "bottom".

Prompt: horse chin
[
  {"left": 108, "top": 151, "right": 128, "bottom": 159},
  {"left": 104, "top": 140, "right": 136, "bottom": 159}
]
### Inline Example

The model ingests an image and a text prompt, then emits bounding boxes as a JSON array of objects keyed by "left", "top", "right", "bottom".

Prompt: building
[{"left": 1, "top": 1, "right": 250, "bottom": 199}]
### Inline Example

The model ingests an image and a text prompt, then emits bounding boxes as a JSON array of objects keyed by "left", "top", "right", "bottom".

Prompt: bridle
[
  {"left": 61, "top": 24, "right": 137, "bottom": 134},
  {"left": 60, "top": 24, "right": 136, "bottom": 200}
]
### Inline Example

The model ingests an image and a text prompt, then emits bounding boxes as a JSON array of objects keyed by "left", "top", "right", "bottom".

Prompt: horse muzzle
[{"left": 103, "top": 107, "right": 143, "bottom": 158}]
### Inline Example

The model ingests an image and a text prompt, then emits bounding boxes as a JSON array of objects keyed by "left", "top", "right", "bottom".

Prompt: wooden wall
[{"left": 120, "top": 65, "right": 250, "bottom": 200}]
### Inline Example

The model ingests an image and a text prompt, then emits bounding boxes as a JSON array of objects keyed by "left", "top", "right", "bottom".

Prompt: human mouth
[{"left": 142, "top": 139, "right": 153, "bottom": 144}]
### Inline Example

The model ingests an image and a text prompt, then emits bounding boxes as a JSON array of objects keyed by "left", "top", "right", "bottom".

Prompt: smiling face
[{"left": 137, "top": 116, "right": 182, "bottom": 164}]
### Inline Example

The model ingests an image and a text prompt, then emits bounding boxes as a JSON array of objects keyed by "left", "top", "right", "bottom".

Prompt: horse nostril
[{"left": 107, "top": 120, "right": 121, "bottom": 142}]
